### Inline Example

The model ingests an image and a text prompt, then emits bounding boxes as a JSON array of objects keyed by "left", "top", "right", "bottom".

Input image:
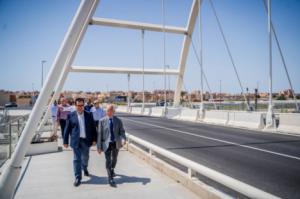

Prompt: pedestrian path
[{"left": 14, "top": 144, "right": 200, "bottom": 199}]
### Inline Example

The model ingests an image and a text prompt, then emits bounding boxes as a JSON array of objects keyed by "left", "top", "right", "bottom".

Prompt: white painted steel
[
  {"left": 0, "top": 1, "right": 100, "bottom": 198},
  {"left": 266, "top": 0, "right": 275, "bottom": 128},
  {"left": 174, "top": 0, "right": 200, "bottom": 106},
  {"left": 127, "top": 74, "right": 131, "bottom": 108},
  {"left": 127, "top": 133, "right": 280, "bottom": 199},
  {"left": 71, "top": 65, "right": 179, "bottom": 75},
  {"left": 91, "top": 17, "right": 187, "bottom": 34}
]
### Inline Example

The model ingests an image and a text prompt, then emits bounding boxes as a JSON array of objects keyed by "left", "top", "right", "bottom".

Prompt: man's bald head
[{"left": 106, "top": 104, "right": 115, "bottom": 118}]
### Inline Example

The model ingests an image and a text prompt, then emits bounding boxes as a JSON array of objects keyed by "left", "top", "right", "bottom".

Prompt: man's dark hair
[{"left": 75, "top": 97, "right": 84, "bottom": 105}]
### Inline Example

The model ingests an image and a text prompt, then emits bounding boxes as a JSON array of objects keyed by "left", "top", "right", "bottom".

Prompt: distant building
[
  {"left": 17, "top": 94, "right": 32, "bottom": 106},
  {"left": 0, "top": 91, "right": 11, "bottom": 106}
]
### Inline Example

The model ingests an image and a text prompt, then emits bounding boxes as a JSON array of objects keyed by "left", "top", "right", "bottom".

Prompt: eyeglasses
[{"left": 76, "top": 104, "right": 84, "bottom": 107}]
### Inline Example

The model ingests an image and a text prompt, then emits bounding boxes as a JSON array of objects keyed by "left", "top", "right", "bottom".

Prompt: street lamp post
[{"left": 41, "top": 60, "right": 47, "bottom": 88}]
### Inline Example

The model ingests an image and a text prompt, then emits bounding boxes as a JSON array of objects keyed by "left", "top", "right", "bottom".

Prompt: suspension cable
[
  {"left": 190, "top": 36, "right": 217, "bottom": 109},
  {"left": 182, "top": 78, "right": 193, "bottom": 108},
  {"left": 262, "top": 0, "right": 299, "bottom": 111},
  {"left": 209, "top": 0, "right": 250, "bottom": 111}
]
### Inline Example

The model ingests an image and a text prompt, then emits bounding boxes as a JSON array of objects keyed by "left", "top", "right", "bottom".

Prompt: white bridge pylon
[{"left": 0, "top": 0, "right": 202, "bottom": 198}]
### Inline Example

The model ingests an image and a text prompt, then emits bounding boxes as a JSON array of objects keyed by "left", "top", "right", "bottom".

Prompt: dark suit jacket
[{"left": 63, "top": 111, "right": 97, "bottom": 148}]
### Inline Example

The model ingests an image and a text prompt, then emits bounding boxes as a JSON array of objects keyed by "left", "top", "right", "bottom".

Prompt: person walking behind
[
  {"left": 68, "top": 98, "right": 76, "bottom": 112},
  {"left": 97, "top": 104, "right": 126, "bottom": 187},
  {"left": 63, "top": 98, "right": 97, "bottom": 187},
  {"left": 50, "top": 100, "right": 58, "bottom": 141},
  {"left": 90, "top": 100, "right": 106, "bottom": 130},
  {"left": 84, "top": 98, "right": 93, "bottom": 112},
  {"left": 57, "top": 97, "right": 70, "bottom": 138}
]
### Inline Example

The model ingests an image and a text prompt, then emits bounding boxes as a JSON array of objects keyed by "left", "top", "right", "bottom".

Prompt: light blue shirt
[
  {"left": 91, "top": 107, "right": 106, "bottom": 121},
  {"left": 51, "top": 105, "right": 58, "bottom": 120}
]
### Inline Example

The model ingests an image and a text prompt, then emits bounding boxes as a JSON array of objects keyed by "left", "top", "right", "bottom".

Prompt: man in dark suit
[
  {"left": 63, "top": 98, "right": 97, "bottom": 187},
  {"left": 97, "top": 104, "right": 126, "bottom": 187}
]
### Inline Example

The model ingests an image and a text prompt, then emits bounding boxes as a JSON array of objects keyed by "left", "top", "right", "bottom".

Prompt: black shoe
[
  {"left": 84, "top": 170, "right": 90, "bottom": 177},
  {"left": 111, "top": 169, "right": 116, "bottom": 177},
  {"left": 73, "top": 178, "right": 81, "bottom": 187},
  {"left": 108, "top": 178, "right": 116, "bottom": 187}
]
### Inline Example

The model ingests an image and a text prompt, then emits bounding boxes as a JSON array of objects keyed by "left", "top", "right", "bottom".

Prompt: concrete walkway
[{"left": 14, "top": 145, "right": 200, "bottom": 199}]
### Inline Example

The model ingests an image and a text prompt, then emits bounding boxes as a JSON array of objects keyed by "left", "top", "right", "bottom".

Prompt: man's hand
[
  {"left": 97, "top": 149, "right": 102, "bottom": 155},
  {"left": 92, "top": 141, "right": 96, "bottom": 146},
  {"left": 63, "top": 144, "right": 69, "bottom": 148}
]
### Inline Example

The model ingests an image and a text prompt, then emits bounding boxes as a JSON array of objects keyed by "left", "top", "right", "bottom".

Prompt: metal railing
[
  {"left": 0, "top": 115, "right": 29, "bottom": 168},
  {"left": 127, "top": 133, "right": 279, "bottom": 199}
]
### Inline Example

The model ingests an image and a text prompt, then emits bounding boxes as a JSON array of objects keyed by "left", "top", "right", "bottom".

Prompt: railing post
[
  {"left": 188, "top": 167, "right": 196, "bottom": 178},
  {"left": 9, "top": 124, "right": 12, "bottom": 159},
  {"left": 149, "top": 149, "right": 153, "bottom": 156},
  {"left": 17, "top": 119, "right": 20, "bottom": 131}
]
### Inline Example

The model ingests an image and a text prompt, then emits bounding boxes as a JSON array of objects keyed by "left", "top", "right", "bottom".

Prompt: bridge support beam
[
  {"left": 0, "top": 1, "right": 100, "bottom": 198},
  {"left": 174, "top": 0, "right": 201, "bottom": 107}
]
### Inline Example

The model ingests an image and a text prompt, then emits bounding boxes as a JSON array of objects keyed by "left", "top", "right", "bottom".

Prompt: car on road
[{"left": 4, "top": 102, "right": 18, "bottom": 108}]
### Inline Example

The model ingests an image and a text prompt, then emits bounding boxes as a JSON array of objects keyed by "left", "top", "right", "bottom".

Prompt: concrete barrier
[
  {"left": 166, "top": 107, "right": 181, "bottom": 119},
  {"left": 143, "top": 107, "right": 151, "bottom": 116},
  {"left": 131, "top": 107, "right": 143, "bottom": 115},
  {"left": 7, "top": 109, "right": 31, "bottom": 116},
  {"left": 26, "top": 141, "right": 59, "bottom": 156},
  {"left": 116, "top": 106, "right": 128, "bottom": 113},
  {"left": 203, "top": 110, "right": 229, "bottom": 125},
  {"left": 277, "top": 113, "right": 300, "bottom": 134},
  {"left": 179, "top": 109, "right": 199, "bottom": 122},
  {"left": 227, "top": 111, "right": 264, "bottom": 130},
  {"left": 151, "top": 107, "right": 165, "bottom": 117},
  {"left": 127, "top": 133, "right": 278, "bottom": 199}
]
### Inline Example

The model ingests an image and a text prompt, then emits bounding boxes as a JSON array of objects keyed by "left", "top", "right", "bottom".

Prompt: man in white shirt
[{"left": 63, "top": 98, "right": 97, "bottom": 187}]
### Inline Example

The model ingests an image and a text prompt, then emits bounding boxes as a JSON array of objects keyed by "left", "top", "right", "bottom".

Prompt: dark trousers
[
  {"left": 59, "top": 119, "right": 66, "bottom": 137},
  {"left": 104, "top": 142, "right": 119, "bottom": 179},
  {"left": 95, "top": 120, "right": 99, "bottom": 131},
  {"left": 73, "top": 138, "right": 90, "bottom": 180}
]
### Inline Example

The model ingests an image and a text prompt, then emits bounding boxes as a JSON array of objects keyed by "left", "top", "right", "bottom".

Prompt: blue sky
[{"left": 0, "top": 0, "right": 299, "bottom": 94}]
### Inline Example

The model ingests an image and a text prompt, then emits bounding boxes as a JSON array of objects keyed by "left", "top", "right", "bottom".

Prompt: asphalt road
[{"left": 117, "top": 113, "right": 300, "bottom": 199}]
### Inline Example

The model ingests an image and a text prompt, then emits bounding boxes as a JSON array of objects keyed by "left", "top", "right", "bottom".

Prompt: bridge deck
[
  {"left": 14, "top": 143, "right": 200, "bottom": 199},
  {"left": 118, "top": 113, "right": 300, "bottom": 199}
]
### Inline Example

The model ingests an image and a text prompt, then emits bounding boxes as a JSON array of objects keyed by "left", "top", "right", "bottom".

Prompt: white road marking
[{"left": 123, "top": 117, "right": 300, "bottom": 161}]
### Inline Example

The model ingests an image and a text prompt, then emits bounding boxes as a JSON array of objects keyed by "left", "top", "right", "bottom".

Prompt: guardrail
[
  {"left": 116, "top": 106, "right": 300, "bottom": 134},
  {"left": 0, "top": 114, "right": 29, "bottom": 167},
  {"left": 127, "top": 133, "right": 279, "bottom": 199}
]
